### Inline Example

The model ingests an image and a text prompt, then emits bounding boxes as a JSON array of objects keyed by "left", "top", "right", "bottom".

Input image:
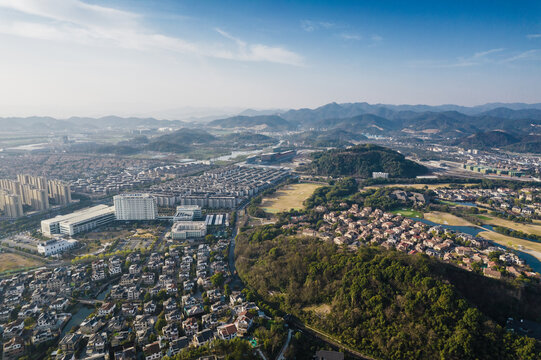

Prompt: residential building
[{"left": 114, "top": 193, "right": 158, "bottom": 220}]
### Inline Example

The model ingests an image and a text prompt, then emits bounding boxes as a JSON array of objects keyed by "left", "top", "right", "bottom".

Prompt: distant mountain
[
  {"left": 315, "top": 113, "right": 397, "bottom": 134},
  {"left": 308, "top": 144, "right": 428, "bottom": 178},
  {"left": 150, "top": 128, "right": 217, "bottom": 145},
  {"left": 0, "top": 116, "right": 186, "bottom": 131},
  {"left": 456, "top": 131, "right": 541, "bottom": 153},
  {"left": 221, "top": 132, "right": 277, "bottom": 144},
  {"left": 457, "top": 131, "right": 520, "bottom": 149},
  {"left": 208, "top": 115, "right": 296, "bottom": 131},
  {"left": 290, "top": 129, "right": 366, "bottom": 147},
  {"left": 478, "top": 108, "right": 541, "bottom": 121},
  {"left": 279, "top": 101, "right": 541, "bottom": 124},
  {"left": 237, "top": 108, "right": 285, "bottom": 117},
  {"left": 504, "top": 135, "right": 541, "bottom": 153}
]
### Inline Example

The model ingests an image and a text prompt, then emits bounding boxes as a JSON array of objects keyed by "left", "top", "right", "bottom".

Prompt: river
[
  {"left": 60, "top": 284, "right": 112, "bottom": 337},
  {"left": 412, "top": 217, "right": 541, "bottom": 273}
]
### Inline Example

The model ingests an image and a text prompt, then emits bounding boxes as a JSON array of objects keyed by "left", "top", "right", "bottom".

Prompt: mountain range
[{"left": 3, "top": 101, "right": 541, "bottom": 152}]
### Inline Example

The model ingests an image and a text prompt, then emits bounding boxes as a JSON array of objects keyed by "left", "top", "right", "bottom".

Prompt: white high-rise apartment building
[{"left": 114, "top": 194, "right": 158, "bottom": 220}]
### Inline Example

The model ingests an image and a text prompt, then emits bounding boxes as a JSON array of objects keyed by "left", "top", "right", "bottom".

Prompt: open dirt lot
[
  {"left": 261, "top": 183, "right": 322, "bottom": 214},
  {"left": 424, "top": 211, "right": 477, "bottom": 226},
  {"left": 0, "top": 252, "right": 43, "bottom": 273}
]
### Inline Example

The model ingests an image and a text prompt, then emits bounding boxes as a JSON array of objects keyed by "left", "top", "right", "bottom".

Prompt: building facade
[
  {"left": 41, "top": 205, "right": 115, "bottom": 237},
  {"left": 114, "top": 194, "right": 158, "bottom": 220}
]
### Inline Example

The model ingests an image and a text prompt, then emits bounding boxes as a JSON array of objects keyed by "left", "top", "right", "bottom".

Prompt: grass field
[
  {"left": 423, "top": 211, "right": 476, "bottom": 226},
  {"left": 477, "top": 231, "right": 541, "bottom": 261},
  {"left": 0, "top": 252, "right": 43, "bottom": 273},
  {"left": 261, "top": 183, "right": 322, "bottom": 214},
  {"left": 477, "top": 215, "right": 541, "bottom": 236},
  {"left": 392, "top": 209, "right": 423, "bottom": 218},
  {"left": 476, "top": 215, "right": 492, "bottom": 221}
]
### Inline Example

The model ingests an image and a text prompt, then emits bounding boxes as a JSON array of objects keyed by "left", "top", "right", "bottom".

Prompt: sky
[{"left": 0, "top": 0, "right": 540, "bottom": 118}]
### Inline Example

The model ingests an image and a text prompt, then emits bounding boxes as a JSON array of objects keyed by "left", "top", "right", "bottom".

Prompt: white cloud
[
  {"left": 0, "top": 0, "right": 302, "bottom": 65},
  {"left": 340, "top": 33, "right": 362, "bottom": 41},
  {"left": 371, "top": 34, "right": 383, "bottom": 42},
  {"left": 527, "top": 34, "right": 541, "bottom": 39},
  {"left": 215, "top": 28, "right": 303, "bottom": 66}
]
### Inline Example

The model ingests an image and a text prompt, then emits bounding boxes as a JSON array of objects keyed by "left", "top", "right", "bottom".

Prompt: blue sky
[{"left": 0, "top": 0, "right": 539, "bottom": 117}]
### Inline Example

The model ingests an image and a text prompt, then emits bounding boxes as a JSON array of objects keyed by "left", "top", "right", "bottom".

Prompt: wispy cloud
[
  {"left": 501, "top": 49, "right": 540, "bottom": 63},
  {"left": 0, "top": 0, "right": 303, "bottom": 66},
  {"left": 410, "top": 47, "right": 541, "bottom": 68},
  {"left": 473, "top": 48, "right": 504, "bottom": 58},
  {"left": 411, "top": 48, "right": 504, "bottom": 68},
  {"left": 301, "top": 20, "right": 334, "bottom": 32},
  {"left": 339, "top": 33, "right": 361, "bottom": 41},
  {"left": 527, "top": 34, "right": 541, "bottom": 39},
  {"left": 371, "top": 34, "right": 383, "bottom": 42}
]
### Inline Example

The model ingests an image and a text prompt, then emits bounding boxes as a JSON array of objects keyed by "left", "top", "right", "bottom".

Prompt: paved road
[
  {"left": 287, "top": 317, "right": 375, "bottom": 360},
  {"left": 256, "top": 348, "right": 268, "bottom": 360},
  {"left": 276, "top": 329, "right": 293, "bottom": 360}
]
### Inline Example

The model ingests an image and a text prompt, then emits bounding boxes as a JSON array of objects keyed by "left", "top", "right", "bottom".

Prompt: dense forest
[
  {"left": 307, "top": 144, "right": 428, "bottom": 178},
  {"left": 235, "top": 225, "right": 541, "bottom": 360}
]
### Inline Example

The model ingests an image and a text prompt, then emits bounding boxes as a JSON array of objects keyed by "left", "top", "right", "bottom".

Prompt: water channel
[
  {"left": 60, "top": 284, "right": 112, "bottom": 337},
  {"left": 412, "top": 217, "right": 541, "bottom": 273}
]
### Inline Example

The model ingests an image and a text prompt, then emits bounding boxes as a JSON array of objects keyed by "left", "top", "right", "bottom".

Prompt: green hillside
[
  {"left": 235, "top": 226, "right": 541, "bottom": 360},
  {"left": 308, "top": 144, "right": 428, "bottom": 177}
]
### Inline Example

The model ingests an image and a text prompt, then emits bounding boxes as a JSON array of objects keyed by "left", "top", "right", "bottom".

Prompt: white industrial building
[
  {"left": 171, "top": 221, "right": 207, "bottom": 240},
  {"left": 41, "top": 204, "right": 115, "bottom": 237},
  {"left": 172, "top": 205, "right": 202, "bottom": 221},
  {"left": 37, "top": 239, "right": 79, "bottom": 256},
  {"left": 114, "top": 193, "right": 158, "bottom": 220}
]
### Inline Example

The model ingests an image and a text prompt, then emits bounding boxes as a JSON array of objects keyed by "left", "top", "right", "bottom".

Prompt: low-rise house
[
  {"left": 98, "top": 302, "right": 116, "bottom": 316},
  {"left": 87, "top": 332, "right": 107, "bottom": 353},
  {"left": 217, "top": 323, "right": 237, "bottom": 340},
  {"left": 58, "top": 333, "right": 83, "bottom": 354},
  {"left": 235, "top": 311, "right": 255, "bottom": 336},
  {"left": 182, "top": 317, "right": 199, "bottom": 336},
  {"left": 168, "top": 337, "right": 189, "bottom": 357},
  {"left": 3, "top": 336, "right": 25, "bottom": 360},
  {"left": 32, "top": 328, "right": 57, "bottom": 344},
  {"left": 79, "top": 316, "right": 105, "bottom": 334},
  {"left": 193, "top": 329, "right": 214, "bottom": 346},
  {"left": 144, "top": 301, "right": 157, "bottom": 314},
  {"left": 143, "top": 342, "right": 161, "bottom": 360}
]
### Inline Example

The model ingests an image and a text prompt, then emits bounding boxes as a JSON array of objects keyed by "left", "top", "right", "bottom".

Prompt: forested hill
[
  {"left": 235, "top": 226, "right": 541, "bottom": 360},
  {"left": 308, "top": 144, "right": 428, "bottom": 178}
]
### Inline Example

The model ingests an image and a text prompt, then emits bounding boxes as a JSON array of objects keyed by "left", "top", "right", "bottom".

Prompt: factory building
[
  {"left": 41, "top": 205, "right": 115, "bottom": 237},
  {"left": 171, "top": 221, "right": 207, "bottom": 240},
  {"left": 173, "top": 205, "right": 202, "bottom": 221},
  {"left": 37, "top": 239, "right": 79, "bottom": 256}
]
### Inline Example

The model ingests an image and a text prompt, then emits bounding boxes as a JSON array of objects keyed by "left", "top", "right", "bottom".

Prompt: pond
[{"left": 411, "top": 218, "right": 541, "bottom": 273}]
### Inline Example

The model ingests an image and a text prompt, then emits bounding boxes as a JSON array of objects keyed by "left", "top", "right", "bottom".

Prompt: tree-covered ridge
[
  {"left": 308, "top": 144, "right": 428, "bottom": 178},
  {"left": 235, "top": 227, "right": 540, "bottom": 360}
]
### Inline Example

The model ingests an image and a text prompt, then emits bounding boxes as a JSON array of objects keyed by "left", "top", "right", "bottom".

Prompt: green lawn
[
  {"left": 392, "top": 209, "right": 423, "bottom": 218},
  {"left": 476, "top": 215, "right": 492, "bottom": 221}
]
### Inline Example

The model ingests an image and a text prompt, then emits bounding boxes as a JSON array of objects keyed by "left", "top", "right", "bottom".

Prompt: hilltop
[{"left": 307, "top": 144, "right": 428, "bottom": 178}]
